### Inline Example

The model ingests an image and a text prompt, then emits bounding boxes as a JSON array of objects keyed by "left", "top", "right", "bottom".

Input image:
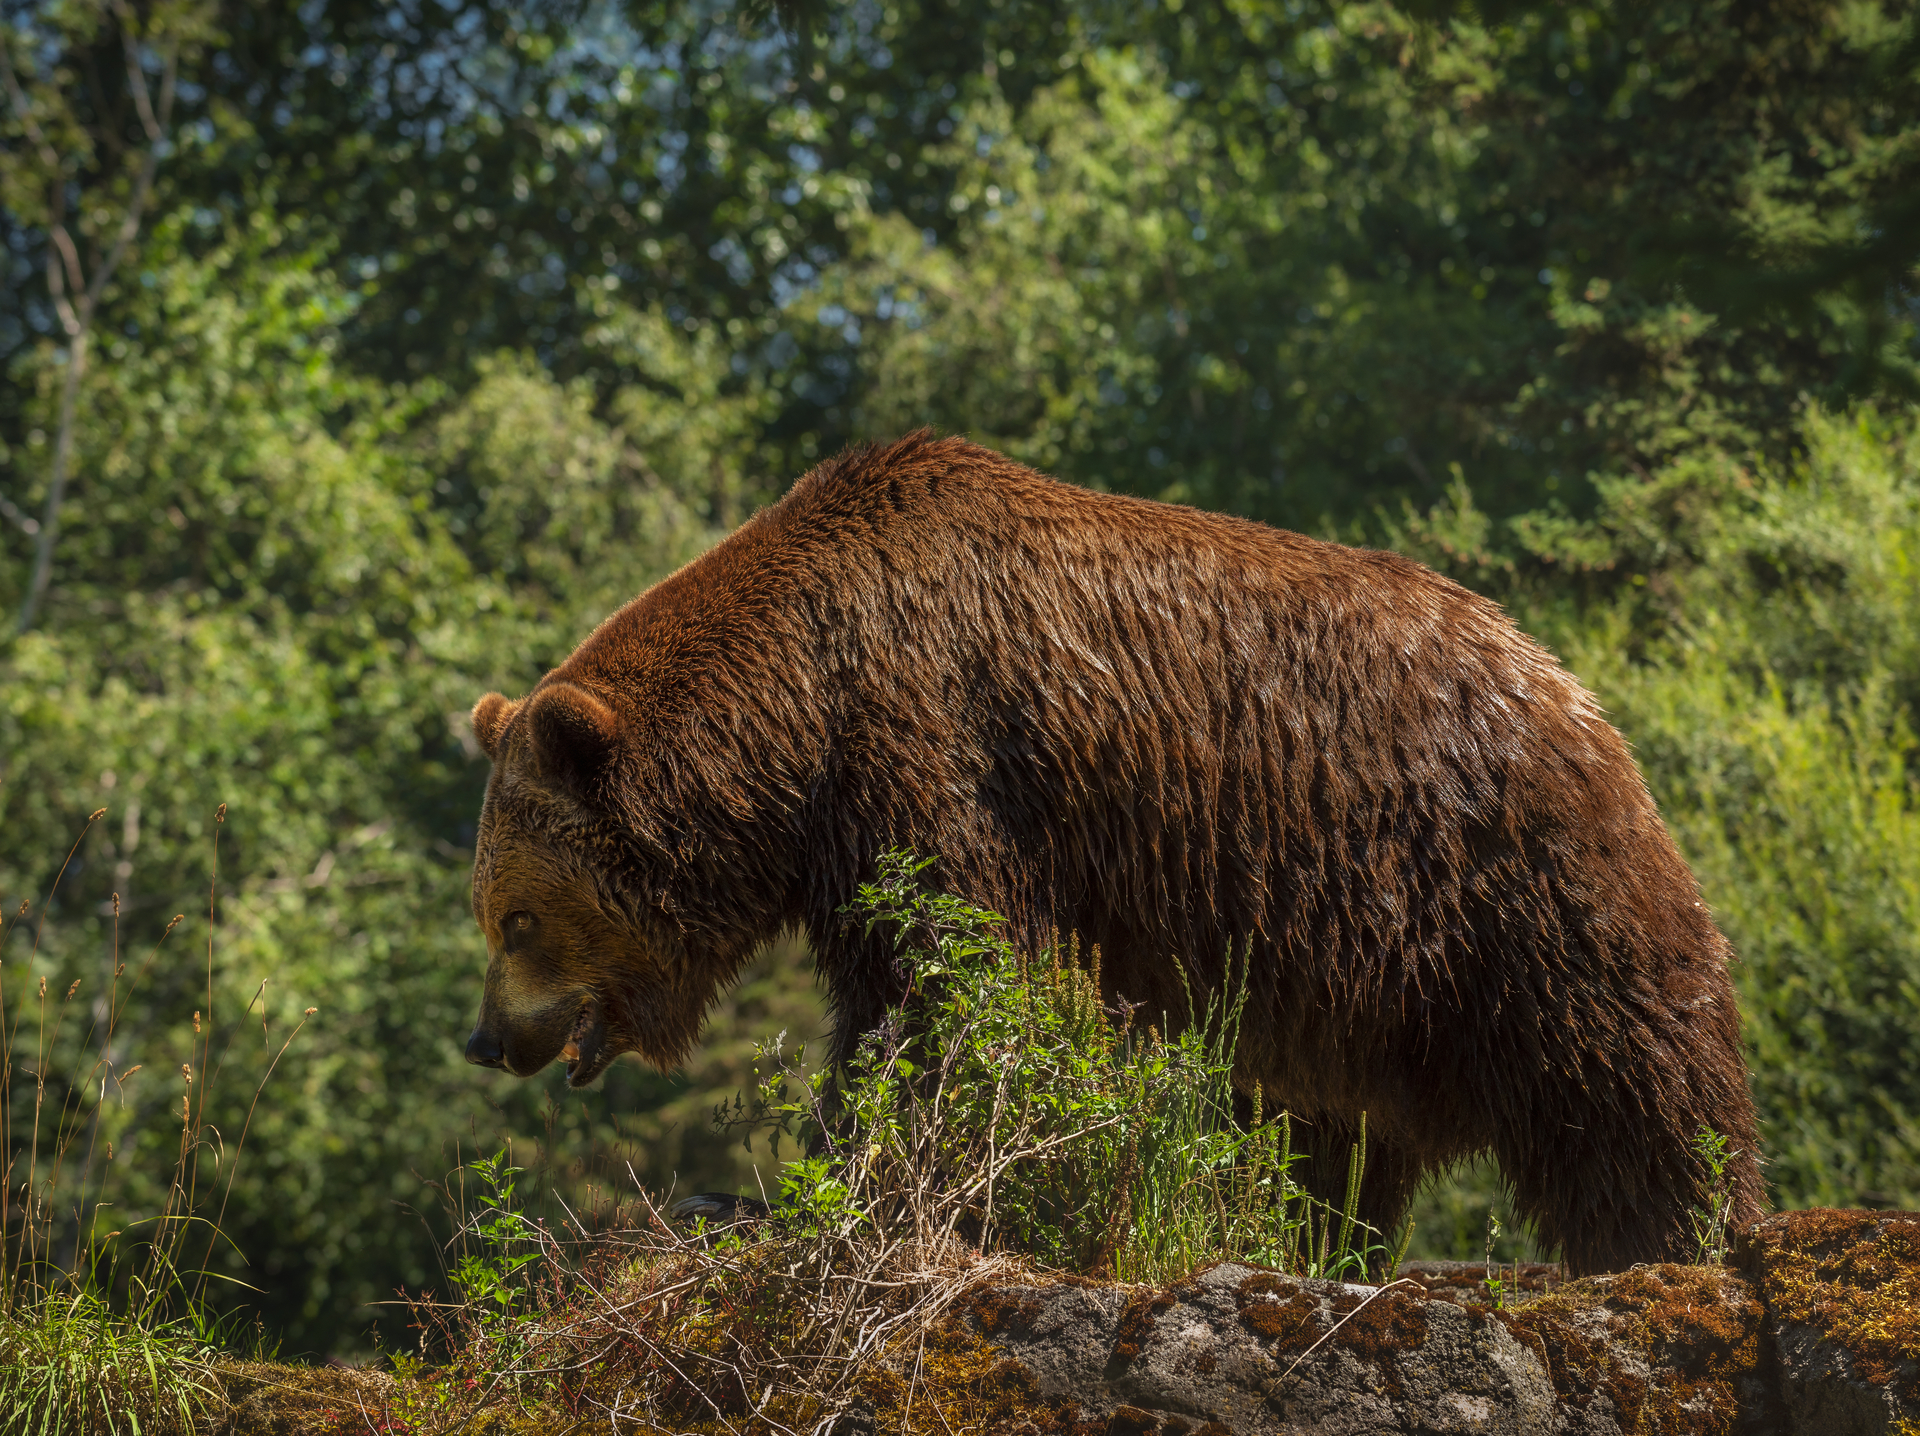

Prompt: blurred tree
[
  {"left": 0, "top": 0, "right": 213, "bottom": 631},
  {"left": 1, "top": 0, "right": 1063, "bottom": 468},
  {"left": 822, "top": 0, "right": 1918, "bottom": 527},
  {"left": 1400, "top": 406, "right": 1920, "bottom": 1254},
  {"left": 0, "top": 208, "right": 818, "bottom": 1350},
  {"left": 7, "top": 2, "right": 1913, "bottom": 527},
  {"left": 1527, "top": 408, "right": 1920, "bottom": 1212}
]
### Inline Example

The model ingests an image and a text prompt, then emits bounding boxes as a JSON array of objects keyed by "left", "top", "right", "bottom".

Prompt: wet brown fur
[{"left": 467, "top": 432, "right": 1764, "bottom": 1275}]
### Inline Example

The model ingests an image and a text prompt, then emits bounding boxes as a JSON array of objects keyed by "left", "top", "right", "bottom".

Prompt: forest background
[{"left": 1, "top": 0, "right": 1916, "bottom": 1358}]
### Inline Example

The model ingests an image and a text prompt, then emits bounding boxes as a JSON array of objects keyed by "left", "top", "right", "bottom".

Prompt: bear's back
[
  {"left": 562, "top": 433, "right": 1621, "bottom": 820},
  {"left": 753, "top": 434, "right": 1603, "bottom": 775}
]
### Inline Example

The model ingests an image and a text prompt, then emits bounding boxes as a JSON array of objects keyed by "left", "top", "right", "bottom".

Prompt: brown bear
[{"left": 463, "top": 432, "right": 1763, "bottom": 1275}]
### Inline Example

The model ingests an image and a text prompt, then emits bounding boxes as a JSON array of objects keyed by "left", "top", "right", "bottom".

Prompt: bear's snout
[
  {"left": 465, "top": 1024, "right": 506, "bottom": 1068},
  {"left": 463, "top": 989, "right": 608, "bottom": 1082}
]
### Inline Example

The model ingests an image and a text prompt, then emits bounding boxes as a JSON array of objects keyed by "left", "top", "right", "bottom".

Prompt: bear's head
[{"left": 463, "top": 681, "right": 741, "bottom": 1086}]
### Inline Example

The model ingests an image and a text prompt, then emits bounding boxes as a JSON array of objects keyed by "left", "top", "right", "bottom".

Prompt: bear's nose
[{"left": 465, "top": 1026, "right": 505, "bottom": 1068}]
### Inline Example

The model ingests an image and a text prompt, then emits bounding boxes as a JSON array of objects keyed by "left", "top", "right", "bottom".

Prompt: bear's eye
[{"left": 508, "top": 911, "right": 533, "bottom": 933}]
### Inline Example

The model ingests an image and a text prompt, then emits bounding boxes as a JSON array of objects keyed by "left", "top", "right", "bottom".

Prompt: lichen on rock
[
  {"left": 1737, "top": 1209, "right": 1920, "bottom": 1436},
  {"left": 1494, "top": 1263, "right": 1776, "bottom": 1435}
]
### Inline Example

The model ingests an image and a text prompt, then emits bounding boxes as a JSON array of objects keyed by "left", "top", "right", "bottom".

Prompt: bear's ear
[
  {"left": 521, "top": 681, "right": 621, "bottom": 794},
  {"left": 470, "top": 692, "right": 521, "bottom": 760}
]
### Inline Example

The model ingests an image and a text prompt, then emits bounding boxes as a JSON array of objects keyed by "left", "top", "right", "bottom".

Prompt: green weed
[
  {"left": 1690, "top": 1126, "right": 1742, "bottom": 1265},
  {"left": 1484, "top": 1213, "right": 1511, "bottom": 1309},
  {"left": 737, "top": 849, "right": 1392, "bottom": 1283},
  {"left": 381, "top": 854, "right": 1404, "bottom": 1432},
  {"left": 0, "top": 807, "right": 309, "bottom": 1433},
  {"left": 449, "top": 1151, "right": 542, "bottom": 1325},
  {"left": 0, "top": 1292, "right": 223, "bottom": 1436}
]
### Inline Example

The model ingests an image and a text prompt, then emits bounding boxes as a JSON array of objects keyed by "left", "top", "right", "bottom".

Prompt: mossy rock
[
  {"left": 1736, "top": 1209, "right": 1920, "bottom": 1435},
  {"left": 1496, "top": 1263, "right": 1776, "bottom": 1434},
  {"left": 200, "top": 1210, "right": 1920, "bottom": 1435},
  {"left": 212, "top": 1361, "right": 401, "bottom": 1436}
]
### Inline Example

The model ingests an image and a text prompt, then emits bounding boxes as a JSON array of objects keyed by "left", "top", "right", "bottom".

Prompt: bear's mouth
[{"left": 559, "top": 998, "right": 610, "bottom": 1087}]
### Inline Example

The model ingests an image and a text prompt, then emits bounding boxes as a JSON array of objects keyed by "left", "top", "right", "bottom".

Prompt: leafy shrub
[
  {"left": 1395, "top": 406, "right": 1920, "bottom": 1240},
  {"left": 1541, "top": 409, "right": 1920, "bottom": 1212},
  {"left": 735, "top": 850, "right": 1396, "bottom": 1284}
]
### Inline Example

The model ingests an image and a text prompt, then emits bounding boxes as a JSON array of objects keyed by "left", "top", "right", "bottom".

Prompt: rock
[
  {"left": 209, "top": 1207, "right": 1920, "bottom": 1435},
  {"left": 962, "top": 1262, "right": 1559, "bottom": 1433},
  {"left": 1496, "top": 1262, "right": 1779, "bottom": 1435},
  {"left": 953, "top": 1213, "right": 1920, "bottom": 1434},
  {"left": 1735, "top": 1209, "right": 1920, "bottom": 1436}
]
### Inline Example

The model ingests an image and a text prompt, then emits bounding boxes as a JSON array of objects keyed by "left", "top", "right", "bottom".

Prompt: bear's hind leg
[
  {"left": 1495, "top": 1120, "right": 1679, "bottom": 1275},
  {"left": 1492, "top": 1077, "right": 1763, "bottom": 1276}
]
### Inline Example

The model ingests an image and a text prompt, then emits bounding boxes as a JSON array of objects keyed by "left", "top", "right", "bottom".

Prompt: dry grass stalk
[
  {"left": 0, "top": 804, "right": 314, "bottom": 1433},
  {"left": 398, "top": 1151, "right": 1059, "bottom": 1434}
]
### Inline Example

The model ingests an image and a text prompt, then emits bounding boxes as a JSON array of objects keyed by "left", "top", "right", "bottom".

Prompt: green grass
[
  {"left": 0, "top": 808, "right": 299, "bottom": 1434},
  {"left": 0, "top": 1292, "right": 223, "bottom": 1436},
  {"left": 0, "top": 829, "right": 1785, "bottom": 1433},
  {"left": 345, "top": 856, "right": 1406, "bottom": 1432}
]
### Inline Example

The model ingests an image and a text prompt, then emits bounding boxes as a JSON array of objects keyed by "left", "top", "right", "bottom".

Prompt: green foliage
[
  {"left": 816, "top": 2, "right": 1919, "bottom": 526},
  {"left": 0, "top": 816, "right": 276, "bottom": 1436},
  {"left": 1690, "top": 1127, "right": 1740, "bottom": 1266},
  {"left": 1531, "top": 409, "right": 1920, "bottom": 1214},
  {"left": 11, "top": 1, "right": 1912, "bottom": 521},
  {"left": 1402, "top": 1156, "right": 1536, "bottom": 1264},
  {"left": 1397, "top": 407, "right": 1920, "bottom": 1243},
  {"left": 1, "top": 0, "right": 1916, "bottom": 1349},
  {"left": 448, "top": 1152, "right": 540, "bottom": 1327},
  {"left": 745, "top": 852, "right": 1391, "bottom": 1284},
  {"left": 0, "top": 1291, "right": 223, "bottom": 1436},
  {"left": 0, "top": 212, "right": 795, "bottom": 1350}
]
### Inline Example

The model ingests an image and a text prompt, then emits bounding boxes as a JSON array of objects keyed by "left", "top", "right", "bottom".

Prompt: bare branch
[
  {"left": 45, "top": 227, "right": 85, "bottom": 333},
  {"left": 111, "top": 0, "right": 166, "bottom": 142},
  {"left": 86, "top": 17, "right": 178, "bottom": 313},
  {"left": 0, "top": 35, "right": 86, "bottom": 313}
]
